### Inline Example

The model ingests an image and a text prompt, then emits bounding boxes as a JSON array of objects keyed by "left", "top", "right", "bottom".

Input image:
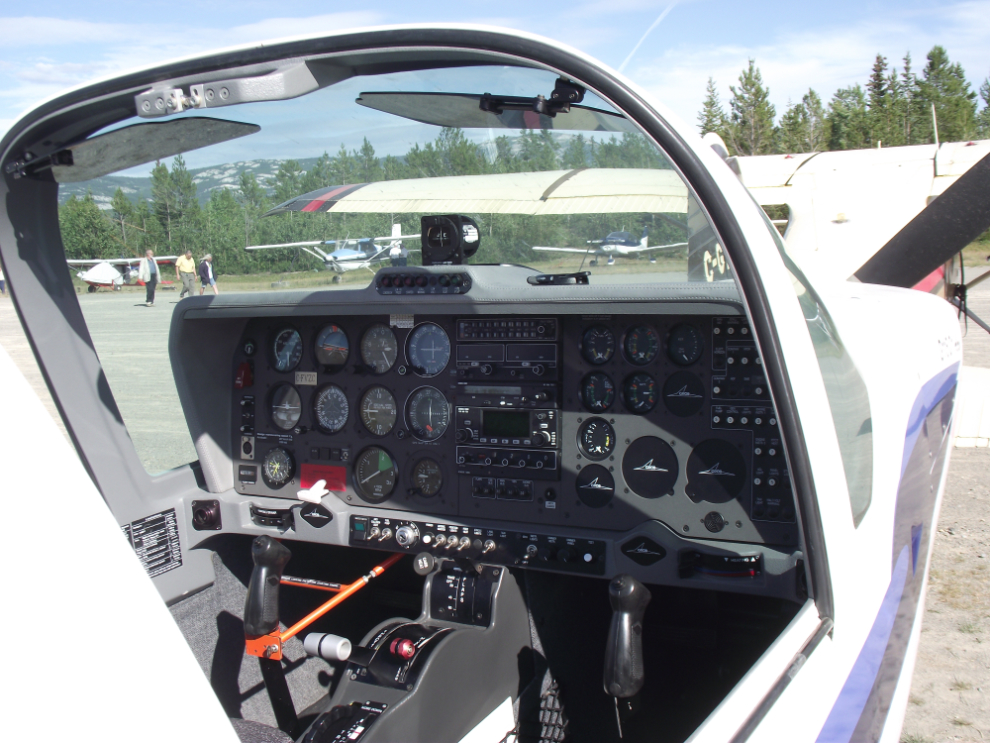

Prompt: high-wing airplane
[
  {"left": 532, "top": 226, "right": 688, "bottom": 265},
  {"left": 246, "top": 223, "right": 420, "bottom": 280},
  {"left": 4, "top": 25, "right": 990, "bottom": 743},
  {"left": 67, "top": 255, "right": 178, "bottom": 292}
]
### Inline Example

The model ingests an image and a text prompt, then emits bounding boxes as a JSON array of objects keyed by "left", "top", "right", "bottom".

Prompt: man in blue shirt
[{"left": 138, "top": 249, "right": 158, "bottom": 306}]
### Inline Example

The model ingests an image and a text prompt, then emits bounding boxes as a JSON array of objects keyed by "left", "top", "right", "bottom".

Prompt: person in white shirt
[{"left": 137, "top": 249, "right": 158, "bottom": 306}]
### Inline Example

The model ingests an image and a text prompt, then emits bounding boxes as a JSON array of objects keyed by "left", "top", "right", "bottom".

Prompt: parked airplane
[
  {"left": 532, "top": 226, "right": 688, "bottom": 265},
  {"left": 246, "top": 223, "right": 420, "bottom": 280},
  {"left": 67, "top": 255, "right": 178, "bottom": 292},
  {"left": 4, "top": 24, "right": 990, "bottom": 743}
]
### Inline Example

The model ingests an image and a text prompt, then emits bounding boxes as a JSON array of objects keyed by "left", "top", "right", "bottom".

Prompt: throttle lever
[
  {"left": 244, "top": 536, "right": 292, "bottom": 637},
  {"left": 603, "top": 574, "right": 651, "bottom": 737}
]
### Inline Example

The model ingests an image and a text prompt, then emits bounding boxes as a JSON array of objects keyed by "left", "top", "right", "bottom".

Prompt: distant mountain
[{"left": 58, "top": 157, "right": 320, "bottom": 210}]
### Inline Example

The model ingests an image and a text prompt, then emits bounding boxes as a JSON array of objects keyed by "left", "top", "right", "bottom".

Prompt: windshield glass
[{"left": 57, "top": 60, "right": 733, "bottom": 473}]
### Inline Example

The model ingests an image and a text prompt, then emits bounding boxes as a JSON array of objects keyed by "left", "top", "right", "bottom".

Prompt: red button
[
  {"left": 389, "top": 638, "right": 416, "bottom": 660},
  {"left": 234, "top": 361, "right": 254, "bottom": 389}
]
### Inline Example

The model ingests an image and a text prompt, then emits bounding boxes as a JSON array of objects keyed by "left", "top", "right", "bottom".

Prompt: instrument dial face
[
  {"left": 411, "top": 458, "right": 443, "bottom": 497},
  {"left": 406, "top": 386, "right": 450, "bottom": 441},
  {"left": 624, "top": 326, "right": 660, "bottom": 365},
  {"left": 272, "top": 328, "right": 303, "bottom": 372},
  {"left": 581, "top": 326, "right": 615, "bottom": 365},
  {"left": 406, "top": 323, "right": 451, "bottom": 377},
  {"left": 354, "top": 447, "right": 397, "bottom": 503},
  {"left": 667, "top": 324, "right": 704, "bottom": 366},
  {"left": 359, "top": 386, "right": 397, "bottom": 436},
  {"left": 360, "top": 324, "right": 398, "bottom": 374},
  {"left": 270, "top": 384, "right": 302, "bottom": 431},
  {"left": 578, "top": 418, "right": 616, "bottom": 460},
  {"left": 314, "top": 324, "right": 349, "bottom": 367},
  {"left": 581, "top": 373, "right": 615, "bottom": 413},
  {"left": 262, "top": 447, "right": 295, "bottom": 489},
  {"left": 623, "top": 373, "right": 658, "bottom": 414},
  {"left": 313, "top": 385, "right": 348, "bottom": 433}
]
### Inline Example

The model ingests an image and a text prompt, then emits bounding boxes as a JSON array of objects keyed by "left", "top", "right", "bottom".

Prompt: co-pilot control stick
[{"left": 603, "top": 574, "right": 651, "bottom": 738}]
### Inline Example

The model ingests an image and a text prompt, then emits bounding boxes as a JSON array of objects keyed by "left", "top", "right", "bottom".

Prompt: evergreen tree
[
  {"left": 150, "top": 161, "right": 175, "bottom": 251},
  {"left": 726, "top": 60, "right": 777, "bottom": 156},
  {"left": 898, "top": 53, "right": 918, "bottom": 144},
  {"left": 59, "top": 193, "right": 117, "bottom": 260},
  {"left": 915, "top": 45, "right": 978, "bottom": 142},
  {"left": 109, "top": 188, "right": 135, "bottom": 254},
  {"left": 802, "top": 89, "right": 828, "bottom": 152},
  {"left": 828, "top": 85, "right": 870, "bottom": 150},
  {"left": 866, "top": 53, "right": 891, "bottom": 147},
  {"left": 977, "top": 72, "right": 990, "bottom": 137},
  {"left": 169, "top": 155, "right": 201, "bottom": 254},
  {"left": 697, "top": 77, "right": 727, "bottom": 137}
]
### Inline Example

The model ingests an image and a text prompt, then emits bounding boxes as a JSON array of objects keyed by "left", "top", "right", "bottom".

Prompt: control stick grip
[
  {"left": 244, "top": 536, "right": 292, "bottom": 637},
  {"left": 603, "top": 574, "right": 651, "bottom": 698}
]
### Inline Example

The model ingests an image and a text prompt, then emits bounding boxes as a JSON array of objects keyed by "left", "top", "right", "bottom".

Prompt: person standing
[
  {"left": 175, "top": 249, "right": 196, "bottom": 298},
  {"left": 199, "top": 254, "right": 219, "bottom": 295},
  {"left": 138, "top": 249, "right": 158, "bottom": 306}
]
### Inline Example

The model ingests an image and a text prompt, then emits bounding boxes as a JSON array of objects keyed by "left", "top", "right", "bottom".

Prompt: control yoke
[
  {"left": 604, "top": 574, "right": 651, "bottom": 737},
  {"left": 245, "top": 535, "right": 292, "bottom": 637}
]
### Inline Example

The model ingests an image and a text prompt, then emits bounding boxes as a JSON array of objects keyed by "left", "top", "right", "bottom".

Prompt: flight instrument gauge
[
  {"left": 578, "top": 418, "right": 616, "bottom": 460},
  {"left": 360, "top": 386, "right": 397, "bottom": 436},
  {"left": 581, "top": 326, "right": 615, "bottom": 365},
  {"left": 314, "top": 324, "right": 349, "bottom": 367},
  {"left": 262, "top": 447, "right": 295, "bottom": 489},
  {"left": 623, "top": 373, "right": 658, "bottom": 414},
  {"left": 360, "top": 324, "right": 398, "bottom": 374},
  {"left": 667, "top": 324, "right": 704, "bottom": 366},
  {"left": 270, "top": 384, "right": 302, "bottom": 431},
  {"left": 272, "top": 328, "right": 303, "bottom": 372},
  {"left": 313, "top": 385, "right": 349, "bottom": 433},
  {"left": 406, "top": 323, "right": 451, "bottom": 377},
  {"left": 411, "top": 458, "right": 443, "bottom": 497},
  {"left": 406, "top": 386, "right": 450, "bottom": 441},
  {"left": 581, "top": 372, "right": 615, "bottom": 413},
  {"left": 354, "top": 447, "right": 397, "bottom": 503},
  {"left": 624, "top": 326, "right": 660, "bottom": 365}
]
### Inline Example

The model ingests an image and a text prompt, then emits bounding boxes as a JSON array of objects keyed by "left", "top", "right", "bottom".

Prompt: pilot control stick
[
  {"left": 245, "top": 536, "right": 292, "bottom": 638},
  {"left": 603, "top": 574, "right": 651, "bottom": 738}
]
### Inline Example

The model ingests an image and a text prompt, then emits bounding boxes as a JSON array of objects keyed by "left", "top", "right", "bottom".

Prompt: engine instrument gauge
[
  {"left": 581, "top": 326, "right": 615, "bottom": 365},
  {"left": 667, "top": 324, "right": 704, "bottom": 366},
  {"left": 406, "top": 323, "right": 451, "bottom": 377},
  {"left": 578, "top": 418, "right": 616, "bottom": 460},
  {"left": 623, "top": 373, "right": 658, "bottom": 414},
  {"left": 272, "top": 328, "right": 303, "bottom": 372},
  {"left": 624, "top": 326, "right": 660, "bottom": 365},
  {"left": 313, "top": 385, "right": 349, "bottom": 433},
  {"left": 581, "top": 373, "right": 615, "bottom": 413},
  {"left": 359, "top": 387, "right": 397, "bottom": 436},
  {"left": 262, "top": 447, "right": 295, "bottom": 489},
  {"left": 411, "top": 458, "right": 443, "bottom": 497},
  {"left": 314, "top": 324, "right": 349, "bottom": 367},
  {"left": 406, "top": 386, "right": 450, "bottom": 441},
  {"left": 270, "top": 384, "right": 302, "bottom": 431},
  {"left": 354, "top": 447, "right": 397, "bottom": 503},
  {"left": 360, "top": 324, "right": 398, "bottom": 374}
]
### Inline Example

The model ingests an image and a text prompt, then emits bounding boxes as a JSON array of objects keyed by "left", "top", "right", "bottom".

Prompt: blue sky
[{"left": 2, "top": 0, "right": 988, "bottom": 138}]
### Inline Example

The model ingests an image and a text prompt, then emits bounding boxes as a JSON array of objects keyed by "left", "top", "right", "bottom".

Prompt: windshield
[{"left": 56, "top": 60, "right": 733, "bottom": 474}]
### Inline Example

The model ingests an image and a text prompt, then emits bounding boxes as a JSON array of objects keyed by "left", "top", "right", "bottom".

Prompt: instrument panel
[{"left": 231, "top": 309, "right": 798, "bottom": 550}]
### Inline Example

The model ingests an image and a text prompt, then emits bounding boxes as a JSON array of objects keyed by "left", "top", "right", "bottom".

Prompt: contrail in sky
[{"left": 618, "top": 3, "right": 678, "bottom": 73}]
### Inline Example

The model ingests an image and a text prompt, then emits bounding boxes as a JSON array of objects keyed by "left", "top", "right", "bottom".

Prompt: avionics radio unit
[
  {"left": 455, "top": 318, "right": 558, "bottom": 382},
  {"left": 454, "top": 407, "right": 558, "bottom": 447}
]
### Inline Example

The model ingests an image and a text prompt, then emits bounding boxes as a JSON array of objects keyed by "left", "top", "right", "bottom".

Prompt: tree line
[
  {"left": 698, "top": 45, "right": 990, "bottom": 155},
  {"left": 58, "top": 129, "right": 678, "bottom": 275}
]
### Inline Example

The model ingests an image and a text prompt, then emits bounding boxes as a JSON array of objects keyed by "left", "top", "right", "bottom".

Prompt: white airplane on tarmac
[
  {"left": 3, "top": 23, "right": 990, "bottom": 743},
  {"left": 67, "top": 255, "right": 178, "bottom": 292},
  {"left": 532, "top": 226, "right": 688, "bottom": 266}
]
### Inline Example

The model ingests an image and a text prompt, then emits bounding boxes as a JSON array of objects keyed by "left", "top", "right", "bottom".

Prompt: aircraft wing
[
  {"left": 371, "top": 234, "right": 422, "bottom": 242},
  {"left": 531, "top": 246, "right": 596, "bottom": 254},
  {"left": 67, "top": 258, "right": 137, "bottom": 266},
  {"left": 622, "top": 241, "right": 689, "bottom": 253},
  {"left": 246, "top": 240, "right": 336, "bottom": 251}
]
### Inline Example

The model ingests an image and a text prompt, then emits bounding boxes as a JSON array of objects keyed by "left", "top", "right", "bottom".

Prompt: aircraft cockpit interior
[{"left": 2, "top": 34, "right": 848, "bottom": 743}]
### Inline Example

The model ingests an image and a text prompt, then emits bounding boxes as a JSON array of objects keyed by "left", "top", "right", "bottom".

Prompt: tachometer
[
  {"left": 581, "top": 326, "right": 615, "bottom": 365},
  {"left": 407, "top": 323, "right": 450, "bottom": 377},
  {"left": 578, "top": 418, "right": 615, "bottom": 460},
  {"left": 313, "top": 385, "right": 348, "bottom": 433},
  {"left": 624, "top": 326, "right": 660, "bottom": 365},
  {"left": 359, "top": 386, "right": 397, "bottom": 436},
  {"left": 581, "top": 372, "right": 615, "bottom": 413},
  {"left": 411, "top": 458, "right": 443, "bottom": 497},
  {"left": 354, "top": 447, "right": 397, "bottom": 503},
  {"left": 314, "top": 324, "right": 349, "bottom": 367},
  {"left": 262, "top": 447, "right": 295, "bottom": 489},
  {"left": 360, "top": 324, "right": 398, "bottom": 374},
  {"left": 272, "top": 328, "right": 303, "bottom": 372},
  {"left": 666, "top": 323, "right": 704, "bottom": 366},
  {"left": 270, "top": 384, "right": 302, "bottom": 431},
  {"left": 406, "top": 386, "right": 450, "bottom": 441}
]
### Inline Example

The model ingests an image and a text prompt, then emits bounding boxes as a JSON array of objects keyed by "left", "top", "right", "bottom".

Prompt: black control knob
[
  {"left": 537, "top": 430, "right": 552, "bottom": 445},
  {"left": 557, "top": 547, "right": 574, "bottom": 563},
  {"left": 532, "top": 364, "right": 545, "bottom": 377},
  {"left": 455, "top": 429, "right": 472, "bottom": 443},
  {"left": 480, "top": 364, "right": 494, "bottom": 376}
]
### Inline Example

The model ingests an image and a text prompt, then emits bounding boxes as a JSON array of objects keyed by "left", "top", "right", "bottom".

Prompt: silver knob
[{"left": 395, "top": 524, "right": 419, "bottom": 548}]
